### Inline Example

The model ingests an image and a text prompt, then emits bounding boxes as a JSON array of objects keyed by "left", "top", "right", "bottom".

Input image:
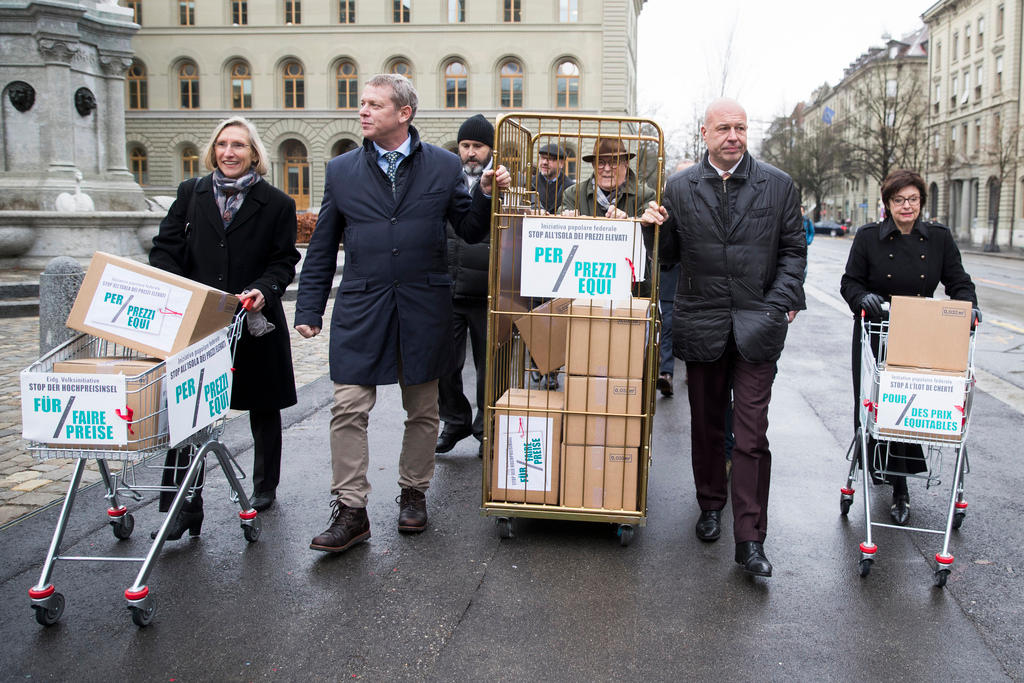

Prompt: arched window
[
  {"left": 336, "top": 61, "right": 358, "bottom": 109},
  {"left": 331, "top": 139, "right": 358, "bottom": 157},
  {"left": 178, "top": 61, "right": 199, "bottom": 109},
  {"left": 127, "top": 60, "right": 147, "bottom": 110},
  {"left": 555, "top": 60, "right": 579, "bottom": 109},
  {"left": 230, "top": 61, "right": 252, "bottom": 109},
  {"left": 282, "top": 139, "right": 310, "bottom": 210},
  {"left": 129, "top": 146, "right": 148, "bottom": 185},
  {"left": 181, "top": 146, "right": 199, "bottom": 179},
  {"left": 500, "top": 60, "right": 523, "bottom": 109},
  {"left": 444, "top": 60, "right": 467, "bottom": 109},
  {"left": 390, "top": 59, "right": 412, "bottom": 83},
  {"left": 283, "top": 60, "right": 304, "bottom": 109}
]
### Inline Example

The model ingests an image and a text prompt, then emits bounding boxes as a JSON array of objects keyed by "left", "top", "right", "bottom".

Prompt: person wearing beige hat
[{"left": 559, "top": 137, "right": 656, "bottom": 219}]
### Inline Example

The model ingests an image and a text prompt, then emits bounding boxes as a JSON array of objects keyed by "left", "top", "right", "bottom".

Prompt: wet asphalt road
[{"left": 0, "top": 238, "right": 1022, "bottom": 681}]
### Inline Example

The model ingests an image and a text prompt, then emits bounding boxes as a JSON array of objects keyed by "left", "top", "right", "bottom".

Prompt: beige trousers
[{"left": 329, "top": 379, "right": 439, "bottom": 507}]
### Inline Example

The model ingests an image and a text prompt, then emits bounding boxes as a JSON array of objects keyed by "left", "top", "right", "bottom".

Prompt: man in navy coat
[{"left": 295, "top": 74, "right": 509, "bottom": 553}]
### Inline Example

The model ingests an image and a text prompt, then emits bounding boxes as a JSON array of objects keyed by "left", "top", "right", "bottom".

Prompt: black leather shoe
[
  {"left": 890, "top": 492, "right": 910, "bottom": 526},
  {"left": 657, "top": 373, "right": 674, "bottom": 397},
  {"left": 435, "top": 426, "right": 473, "bottom": 453},
  {"left": 477, "top": 441, "right": 484, "bottom": 459},
  {"left": 397, "top": 488, "right": 428, "bottom": 533},
  {"left": 695, "top": 509, "right": 722, "bottom": 542},
  {"left": 251, "top": 490, "right": 276, "bottom": 512},
  {"left": 735, "top": 541, "right": 773, "bottom": 577},
  {"left": 310, "top": 499, "right": 370, "bottom": 553}
]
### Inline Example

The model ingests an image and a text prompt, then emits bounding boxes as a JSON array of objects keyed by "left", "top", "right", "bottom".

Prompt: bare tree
[
  {"left": 984, "top": 113, "right": 1022, "bottom": 252},
  {"left": 845, "top": 62, "right": 928, "bottom": 186},
  {"left": 932, "top": 136, "right": 963, "bottom": 234},
  {"left": 761, "top": 112, "right": 848, "bottom": 222}
]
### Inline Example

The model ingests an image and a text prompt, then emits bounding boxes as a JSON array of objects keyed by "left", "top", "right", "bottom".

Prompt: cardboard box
[
  {"left": 567, "top": 299, "right": 649, "bottom": 378},
  {"left": 886, "top": 296, "right": 972, "bottom": 372},
  {"left": 564, "top": 376, "right": 642, "bottom": 447},
  {"left": 67, "top": 252, "right": 239, "bottom": 359},
  {"left": 875, "top": 366, "right": 968, "bottom": 443},
  {"left": 491, "top": 388, "right": 564, "bottom": 504},
  {"left": 561, "top": 445, "right": 639, "bottom": 511},
  {"left": 51, "top": 357, "right": 166, "bottom": 450},
  {"left": 514, "top": 298, "right": 573, "bottom": 374}
]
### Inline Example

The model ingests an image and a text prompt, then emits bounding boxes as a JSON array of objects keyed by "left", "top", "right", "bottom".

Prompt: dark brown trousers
[{"left": 686, "top": 337, "right": 776, "bottom": 544}]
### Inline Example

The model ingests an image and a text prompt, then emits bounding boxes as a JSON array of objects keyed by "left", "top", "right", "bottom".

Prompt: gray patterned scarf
[{"left": 212, "top": 168, "right": 259, "bottom": 227}]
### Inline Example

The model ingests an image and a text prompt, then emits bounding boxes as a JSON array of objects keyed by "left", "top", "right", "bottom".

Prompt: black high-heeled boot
[
  {"left": 152, "top": 496, "right": 204, "bottom": 540},
  {"left": 890, "top": 476, "right": 910, "bottom": 526}
]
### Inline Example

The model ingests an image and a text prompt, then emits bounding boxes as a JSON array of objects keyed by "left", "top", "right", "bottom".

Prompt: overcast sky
[{"left": 637, "top": 0, "right": 933, "bottom": 149}]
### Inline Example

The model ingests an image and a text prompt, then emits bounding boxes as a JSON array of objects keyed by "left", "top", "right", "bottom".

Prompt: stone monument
[{"left": 0, "top": 0, "right": 163, "bottom": 268}]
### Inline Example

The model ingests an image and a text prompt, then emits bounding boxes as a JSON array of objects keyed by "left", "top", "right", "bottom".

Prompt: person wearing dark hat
[
  {"left": 435, "top": 114, "right": 496, "bottom": 457},
  {"left": 533, "top": 142, "right": 573, "bottom": 214},
  {"left": 559, "top": 137, "right": 656, "bottom": 219}
]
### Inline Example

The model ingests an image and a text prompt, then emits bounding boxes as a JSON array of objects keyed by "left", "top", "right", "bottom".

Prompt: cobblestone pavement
[{"left": 0, "top": 289, "right": 330, "bottom": 527}]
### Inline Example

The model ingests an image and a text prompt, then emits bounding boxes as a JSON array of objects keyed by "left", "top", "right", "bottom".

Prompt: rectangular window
[
  {"left": 504, "top": 0, "right": 520, "bottom": 22},
  {"left": 128, "top": 79, "right": 147, "bottom": 110},
  {"left": 978, "top": 16, "right": 984, "bottom": 48},
  {"left": 232, "top": 0, "right": 247, "bottom": 24},
  {"left": 964, "top": 24, "right": 971, "bottom": 54},
  {"left": 962, "top": 123, "right": 968, "bottom": 153},
  {"left": 285, "top": 0, "right": 300, "bottom": 23},
  {"left": 123, "top": 0, "right": 141, "bottom": 24},
  {"left": 962, "top": 70, "right": 970, "bottom": 103},
  {"left": 995, "top": 55, "right": 1003, "bottom": 92},
  {"left": 934, "top": 82, "right": 941, "bottom": 112},
  {"left": 180, "top": 81, "right": 198, "bottom": 109},
  {"left": 885, "top": 79, "right": 898, "bottom": 98},
  {"left": 951, "top": 74, "right": 958, "bottom": 104},
  {"left": 560, "top": 0, "right": 577, "bottom": 22},
  {"left": 448, "top": 0, "right": 464, "bottom": 22},
  {"left": 975, "top": 119, "right": 982, "bottom": 152},
  {"left": 285, "top": 79, "right": 304, "bottom": 109},
  {"left": 952, "top": 32, "right": 959, "bottom": 60},
  {"left": 997, "top": 5, "right": 1004, "bottom": 36},
  {"left": 994, "top": 112, "right": 1001, "bottom": 144},
  {"left": 935, "top": 41, "right": 941, "bottom": 69},
  {"left": 393, "top": 0, "right": 410, "bottom": 22},
  {"left": 231, "top": 78, "right": 251, "bottom": 109},
  {"left": 179, "top": 1, "right": 194, "bottom": 25},
  {"left": 339, "top": 0, "right": 355, "bottom": 23},
  {"left": 976, "top": 65, "right": 983, "bottom": 99}
]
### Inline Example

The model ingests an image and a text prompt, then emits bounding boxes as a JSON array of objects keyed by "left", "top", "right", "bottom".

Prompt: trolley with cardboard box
[
  {"left": 21, "top": 252, "right": 260, "bottom": 627},
  {"left": 480, "top": 114, "right": 664, "bottom": 545},
  {"left": 839, "top": 296, "right": 978, "bottom": 587}
]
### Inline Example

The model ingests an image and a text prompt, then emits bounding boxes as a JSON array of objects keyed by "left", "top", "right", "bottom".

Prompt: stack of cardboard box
[
  {"left": 874, "top": 296, "right": 973, "bottom": 443},
  {"left": 52, "top": 252, "right": 238, "bottom": 450},
  {"left": 560, "top": 299, "right": 649, "bottom": 511}
]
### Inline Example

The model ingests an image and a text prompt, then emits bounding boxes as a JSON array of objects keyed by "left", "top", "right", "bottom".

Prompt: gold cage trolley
[{"left": 480, "top": 114, "right": 664, "bottom": 545}]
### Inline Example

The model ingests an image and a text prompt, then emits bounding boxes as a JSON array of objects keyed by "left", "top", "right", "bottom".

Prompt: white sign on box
[
  {"left": 495, "top": 414, "right": 554, "bottom": 492},
  {"left": 21, "top": 372, "right": 128, "bottom": 445},
  {"left": 876, "top": 370, "right": 966, "bottom": 437},
  {"left": 165, "top": 329, "right": 233, "bottom": 445},
  {"left": 519, "top": 215, "right": 646, "bottom": 300},
  {"left": 82, "top": 262, "right": 194, "bottom": 353}
]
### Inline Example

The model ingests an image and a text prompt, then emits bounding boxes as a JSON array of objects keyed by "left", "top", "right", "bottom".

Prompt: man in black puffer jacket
[
  {"left": 642, "top": 98, "right": 806, "bottom": 578},
  {"left": 435, "top": 114, "right": 494, "bottom": 457}
]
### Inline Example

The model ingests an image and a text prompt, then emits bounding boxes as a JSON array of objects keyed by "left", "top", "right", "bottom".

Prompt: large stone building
[
  {"left": 120, "top": 0, "right": 646, "bottom": 210},
  {"left": 922, "top": 0, "right": 1024, "bottom": 248},
  {"left": 801, "top": 29, "right": 929, "bottom": 228}
]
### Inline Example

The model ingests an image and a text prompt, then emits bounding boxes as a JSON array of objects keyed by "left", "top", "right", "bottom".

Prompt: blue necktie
[{"left": 383, "top": 151, "right": 401, "bottom": 195}]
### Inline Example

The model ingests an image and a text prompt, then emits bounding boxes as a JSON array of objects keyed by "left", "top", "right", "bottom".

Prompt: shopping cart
[
  {"left": 480, "top": 113, "right": 664, "bottom": 546},
  {"left": 24, "top": 310, "right": 260, "bottom": 627},
  {"left": 838, "top": 308, "right": 976, "bottom": 587}
]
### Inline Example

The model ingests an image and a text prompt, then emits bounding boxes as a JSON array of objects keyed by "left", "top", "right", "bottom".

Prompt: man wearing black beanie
[{"left": 436, "top": 114, "right": 495, "bottom": 457}]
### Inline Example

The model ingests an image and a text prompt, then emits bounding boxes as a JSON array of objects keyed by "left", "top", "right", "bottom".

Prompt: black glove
[
  {"left": 972, "top": 307, "right": 982, "bottom": 329},
  {"left": 860, "top": 293, "right": 884, "bottom": 318}
]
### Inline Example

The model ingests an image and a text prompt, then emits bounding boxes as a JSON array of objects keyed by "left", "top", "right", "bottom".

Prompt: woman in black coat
[
  {"left": 150, "top": 116, "right": 300, "bottom": 537},
  {"left": 840, "top": 169, "right": 978, "bottom": 526}
]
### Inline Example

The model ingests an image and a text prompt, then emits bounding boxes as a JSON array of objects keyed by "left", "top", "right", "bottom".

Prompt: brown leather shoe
[
  {"left": 397, "top": 488, "right": 428, "bottom": 533},
  {"left": 309, "top": 499, "right": 370, "bottom": 552}
]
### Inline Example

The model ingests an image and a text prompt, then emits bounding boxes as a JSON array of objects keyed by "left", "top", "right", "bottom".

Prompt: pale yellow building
[
  {"left": 922, "top": 0, "right": 1024, "bottom": 247},
  {"left": 120, "top": 0, "right": 646, "bottom": 211},
  {"left": 801, "top": 29, "right": 929, "bottom": 228}
]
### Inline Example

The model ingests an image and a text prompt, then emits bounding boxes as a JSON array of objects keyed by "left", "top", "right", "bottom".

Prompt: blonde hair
[{"left": 201, "top": 116, "right": 270, "bottom": 176}]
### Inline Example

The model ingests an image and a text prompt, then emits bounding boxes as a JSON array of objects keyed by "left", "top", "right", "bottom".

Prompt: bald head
[{"left": 701, "top": 98, "right": 748, "bottom": 170}]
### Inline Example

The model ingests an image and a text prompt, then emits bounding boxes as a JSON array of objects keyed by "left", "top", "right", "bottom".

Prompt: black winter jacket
[
  {"left": 150, "top": 174, "right": 300, "bottom": 411},
  {"left": 647, "top": 153, "right": 806, "bottom": 363}
]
